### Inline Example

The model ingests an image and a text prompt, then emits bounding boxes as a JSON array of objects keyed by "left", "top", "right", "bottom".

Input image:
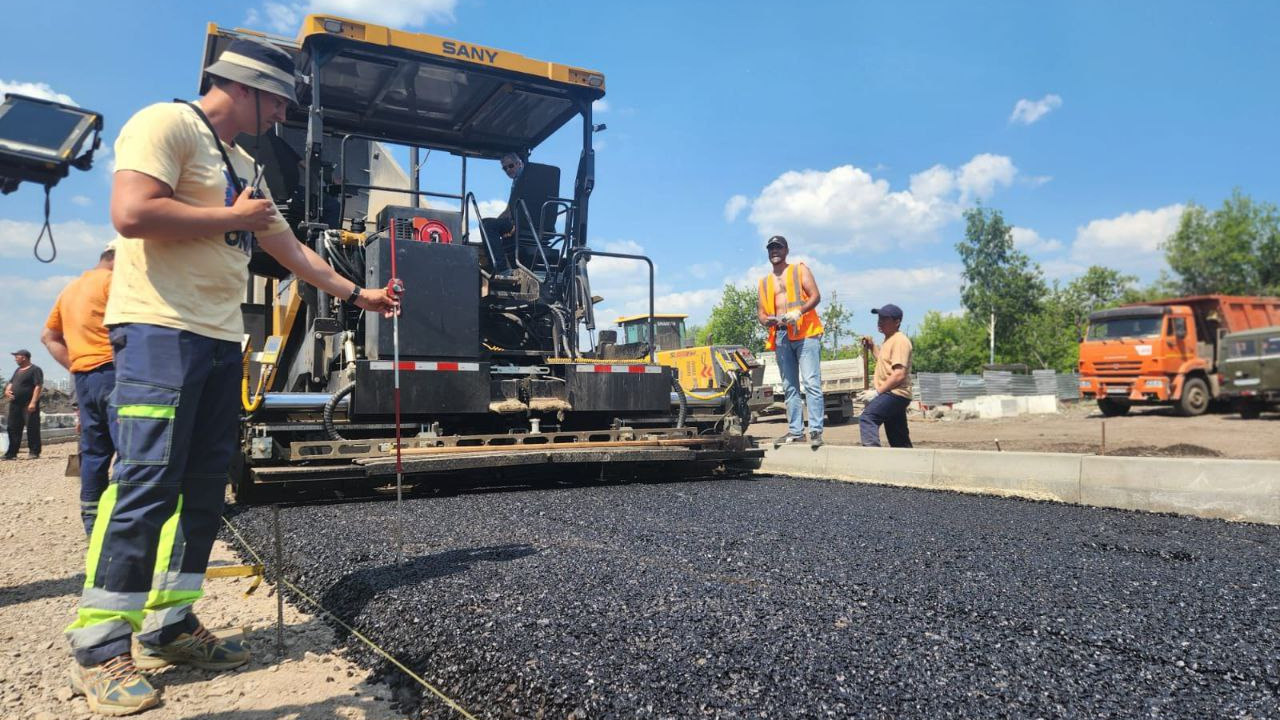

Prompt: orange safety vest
[{"left": 759, "top": 263, "right": 824, "bottom": 350}]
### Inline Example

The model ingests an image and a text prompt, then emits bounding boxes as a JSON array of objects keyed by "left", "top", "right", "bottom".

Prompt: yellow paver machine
[{"left": 214, "top": 15, "right": 763, "bottom": 501}]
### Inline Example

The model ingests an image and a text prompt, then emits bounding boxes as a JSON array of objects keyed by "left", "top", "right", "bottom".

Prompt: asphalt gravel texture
[{"left": 223, "top": 476, "right": 1280, "bottom": 719}]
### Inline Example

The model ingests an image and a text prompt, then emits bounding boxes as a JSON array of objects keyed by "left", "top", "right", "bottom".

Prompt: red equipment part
[{"left": 413, "top": 217, "right": 453, "bottom": 244}]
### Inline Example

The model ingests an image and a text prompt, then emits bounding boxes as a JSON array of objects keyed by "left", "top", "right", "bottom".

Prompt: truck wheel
[
  {"left": 1097, "top": 398, "right": 1130, "bottom": 417},
  {"left": 1176, "top": 377, "right": 1210, "bottom": 416},
  {"left": 1239, "top": 402, "right": 1263, "bottom": 420}
]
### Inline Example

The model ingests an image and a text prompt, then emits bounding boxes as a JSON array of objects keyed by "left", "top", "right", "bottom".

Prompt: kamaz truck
[{"left": 1078, "top": 295, "right": 1280, "bottom": 416}]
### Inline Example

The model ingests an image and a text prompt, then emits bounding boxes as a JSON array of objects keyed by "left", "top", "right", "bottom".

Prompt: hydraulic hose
[
  {"left": 323, "top": 383, "right": 356, "bottom": 441},
  {"left": 671, "top": 375, "right": 687, "bottom": 429}
]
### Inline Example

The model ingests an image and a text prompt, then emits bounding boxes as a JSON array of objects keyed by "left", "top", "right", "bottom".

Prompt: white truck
[{"left": 757, "top": 356, "right": 866, "bottom": 425}]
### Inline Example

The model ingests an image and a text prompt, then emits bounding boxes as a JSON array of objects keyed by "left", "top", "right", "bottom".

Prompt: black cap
[
  {"left": 766, "top": 235, "right": 788, "bottom": 250},
  {"left": 871, "top": 304, "right": 903, "bottom": 319},
  {"left": 10, "top": 349, "right": 30, "bottom": 358}
]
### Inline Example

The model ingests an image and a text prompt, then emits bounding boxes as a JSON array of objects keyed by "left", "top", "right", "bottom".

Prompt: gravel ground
[
  {"left": 226, "top": 474, "right": 1280, "bottom": 719},
  {"left": 0, "top": 442, "right": 407, "bottom": 720}
]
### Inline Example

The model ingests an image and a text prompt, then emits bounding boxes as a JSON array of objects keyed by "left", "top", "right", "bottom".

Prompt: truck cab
[
  {"left": 1078, "top": 295, "right": 1280, "bottom": 417},
  {"left": 1220, "top": 326, "right": 1280, "bottom": 419},
  {"left": 1078, "top": 304, "right": 1212, "bottom": 416}
]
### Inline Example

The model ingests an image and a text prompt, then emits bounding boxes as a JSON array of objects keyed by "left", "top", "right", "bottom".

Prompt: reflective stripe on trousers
[{"left": 66, "top": 324, "right": 239, "bottom": 667}]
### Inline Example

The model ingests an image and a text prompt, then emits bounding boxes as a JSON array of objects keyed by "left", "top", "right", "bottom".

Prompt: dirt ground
[
  {"left": 750, "top": 400, "right": 1280, "bottom": 460},
  {"left": 0, "top": 442, "right": 408, "bottom": 720}
]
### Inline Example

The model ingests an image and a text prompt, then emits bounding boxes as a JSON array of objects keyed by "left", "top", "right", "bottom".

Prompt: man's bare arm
[
  {"left": 111, "top": 171, "right": 275, "bottom": 241},
  {"left": 40, "top": 328, "right": 71, "bottom": 370},
  {"left": 256, "top": 230, "right": 398, "bottom": 315},
  {"left": 798, "top": 264, "right": 821, "bottom": 314}
]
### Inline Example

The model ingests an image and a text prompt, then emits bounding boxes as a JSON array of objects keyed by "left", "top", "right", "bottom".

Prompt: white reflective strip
[
  {"left": 153, "top": 571, "right": 205, "bottom": 592},
  {"left": 81, "top": 587, "right": 150, "bottom": 611},
  {"left": 1234, "top": 378, "right": 1262, "bottom": 386},
  {"left": 141, "top": 605, "right": 194, "bottom": 634},
  {"left": 576, "top": 365, "right": 663, "bottom": 374},
  {"left": 67, "top": 619, "right": 133, "bottom": 649},
  {"left": 368, "top": 361, "right": 481, "bottom": 371}
]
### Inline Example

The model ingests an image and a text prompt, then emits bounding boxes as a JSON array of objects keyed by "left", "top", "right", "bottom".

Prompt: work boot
[
  {"left": 69, "top": 653, "right": 160, "bottom": 716},
  {"left": 773, "top": 433, "right": 806, "bottom": 449},
  {"left": 133, "top": 625, "right": 250, "bottom": 671},
  {"left": 809, "top": 431, "right": 824, "bottom": 449}
]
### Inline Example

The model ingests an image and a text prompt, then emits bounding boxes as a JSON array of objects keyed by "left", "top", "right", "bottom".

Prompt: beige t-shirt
[
  {"left": 874, "top": 332, "right": 913, "bottom": 399},
  {"left": 104, "top": 102, "right": 290, "bottom": 342}
]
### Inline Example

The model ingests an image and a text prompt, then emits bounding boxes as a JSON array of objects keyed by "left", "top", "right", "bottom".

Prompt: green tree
[
  {"left": 1060, "top": 265, "right": 1138, "bottom": 340},
  {"left": 956, "top": 207, "right": 1047, "bottom": 364},
  {"left": 685, "top": 323, "right": 708, "bottom": 346},
  {"left": 820, "top": 292, "right": 853, "bottom": 359},
  {"left": 910, "top": 311, "right": 989, "bottom": 373},
  {"left": 1163, "top": 190, "right": 1280, "bottom": 295},
  {"left": 704, "top": 283, "right": 765, "bottom": 354}
]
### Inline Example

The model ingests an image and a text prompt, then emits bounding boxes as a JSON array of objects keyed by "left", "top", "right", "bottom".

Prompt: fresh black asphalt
[{"left": 224, "top": 476, "right": 1280, "bottom": 719}]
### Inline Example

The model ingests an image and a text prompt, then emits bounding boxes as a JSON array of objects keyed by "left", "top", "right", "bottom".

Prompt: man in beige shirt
[
  {"left": 859, "top": 303, "right": 913, "bottom": 447},
  {"left": 63, "top": 38, "right": 398, "bottom": 716}
]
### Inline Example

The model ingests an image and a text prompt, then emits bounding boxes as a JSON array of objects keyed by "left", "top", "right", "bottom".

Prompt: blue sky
[{"left": 3, "top": 0, "right": 1278, "bottom": 383}]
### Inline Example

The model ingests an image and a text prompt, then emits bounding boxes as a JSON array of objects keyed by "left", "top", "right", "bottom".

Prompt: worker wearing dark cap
[
  {"left": 757, "top": 235, "right": 825, "bottom": 448},
  {"left": 859, "top": 304, "right": 914, "bottom": 447},
  {"left": 62, "top": 36, "right": 399, "bottom": 716},
  {"left": 2, "top": 349, "right": 43, "bottom": 460}
]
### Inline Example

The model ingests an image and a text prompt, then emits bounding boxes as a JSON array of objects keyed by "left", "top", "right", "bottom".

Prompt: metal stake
[
  {"left": 272, "top": 504, "right": 285, "bottom": 659},
  {"left": 390, "top": 224, "right": 405, "bottom": 564},
  {"left": 1100, "top": 420, "right": 1106, "bottom": 456}
]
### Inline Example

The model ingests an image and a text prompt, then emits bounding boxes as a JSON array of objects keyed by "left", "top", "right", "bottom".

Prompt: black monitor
[{"left": 0, "top": 94, "right": 102, "bottom": 193}]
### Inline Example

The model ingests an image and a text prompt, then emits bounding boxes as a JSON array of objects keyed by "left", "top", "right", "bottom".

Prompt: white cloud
[
  {"left": 1011, "top": 226, "right": 1063, "bottom": 254},
  {"left": 0, "top": 219, "right": 117, "bottom": 269},
  {"left": 0, "top": 272, "right": 81, "bottom": 385},
  {"left": 71, "top": 195, "right": 92, "bottom": 207},
  {"left": 1009, "top": 94, "right": 1062, "bottom": 125},
  {"left": 742, "top": 154, "right": 1017, "bottom": 253},
  {"left": 1020, "top": 174, "right": 1053, "bottom": 188},
  {"left": 248, "top": 0, "right": 457, "bottom": 34},
  {"left": 955, "top": 154, "right": 1017, "bottom": 201},
  {"left": 1070, "top": 205, "right": 1184, "bottom": 269},
  {"left": 723, "top": 194, "right": 749, "bottom": 222},
  {"left": 592, "top": 99, "right": 609, "bottom": 113},
  {"left": 0, "top": 79, "right": 75, "bottom": 106}
]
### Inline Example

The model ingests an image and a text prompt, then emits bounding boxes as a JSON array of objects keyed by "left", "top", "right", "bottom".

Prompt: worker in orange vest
[{"left": 756, "top": 235, "right": 825, "bottom": 448}]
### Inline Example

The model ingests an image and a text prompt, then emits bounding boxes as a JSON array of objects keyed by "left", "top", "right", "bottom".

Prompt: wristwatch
[{"left": 347, "top": 285, "right": 362, "bottom": 304}]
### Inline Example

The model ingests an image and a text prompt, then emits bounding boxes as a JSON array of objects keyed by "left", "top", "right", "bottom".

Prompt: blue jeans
[
  {"left": 775, "top": 334, "right": 823, "bottom": 437},
  {"left": 860, "top": 393, "right": 913, "bottom": 447},
  {"left": 67, "top": 324, "right": 241, "bottom": 666},
  {"left": 73, "top": 363, "right": 116, "bottom": 535}
]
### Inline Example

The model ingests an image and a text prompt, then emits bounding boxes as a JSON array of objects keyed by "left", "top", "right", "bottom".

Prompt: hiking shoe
[
  {"left": 773, "top": 433, "right": 806, "bottom": 449},
  {"left": 69, "top": 653, "right": 160, "bottom": 716},
  {"left": 809, "top": 432, "right": 824, "bottom": 449},
  {"left": 133, "top": 625, "right": 250, "bottom": 671}
]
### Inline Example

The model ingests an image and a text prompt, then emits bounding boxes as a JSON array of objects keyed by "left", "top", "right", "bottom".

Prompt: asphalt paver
[{"left": 224, "top": 477, "right": 1280, "bottom": 719}]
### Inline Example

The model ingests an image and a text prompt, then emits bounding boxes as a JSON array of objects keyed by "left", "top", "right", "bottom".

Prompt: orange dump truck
[{"left": 1078, "top": 295, "right": 1280, "bottom": 416}]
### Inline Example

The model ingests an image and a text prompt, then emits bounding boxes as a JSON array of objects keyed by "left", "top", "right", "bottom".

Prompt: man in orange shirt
[{"left": 42, "top": 244, "right": 117, "bottom": 534}]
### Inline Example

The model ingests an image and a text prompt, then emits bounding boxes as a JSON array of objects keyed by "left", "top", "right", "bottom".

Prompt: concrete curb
[{"left": 759, "top": 445, "right": 1280, "bottom": 525}]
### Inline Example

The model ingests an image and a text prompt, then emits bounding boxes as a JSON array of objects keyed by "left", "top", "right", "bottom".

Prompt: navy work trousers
[
  {"left": 859, "top": 392, "right": 913, "bottom": 448},
  {"left": 73, "top": 363, "right": 116, "bottom": 535},
  {"left": 67, "top": 324, "right": 240, "bottom": 667}
]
